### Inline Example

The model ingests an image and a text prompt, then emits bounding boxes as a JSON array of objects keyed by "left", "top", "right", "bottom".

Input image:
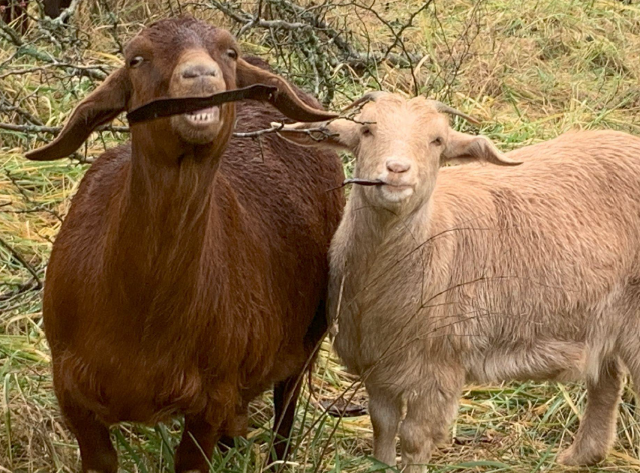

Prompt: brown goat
[
  {"left": 279, "top": 93, "right": 640, "bottom": 471},
  {"left": 25, "top": 17, "right": 344, "bottom": 473}
]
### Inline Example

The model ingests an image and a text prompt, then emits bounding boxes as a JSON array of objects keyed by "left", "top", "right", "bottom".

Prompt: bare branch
[
  {"left": 0, "top": 121, "right": 337, "bottom": 140},
  {"left": 51, "top": 0, "right": 82, "bottom": 25},
  {"left": 0, "top": 122, "right": 129, "bottom": 134},
  {"left": 0, "top": 236, "right": 42, "bottom": 292}
]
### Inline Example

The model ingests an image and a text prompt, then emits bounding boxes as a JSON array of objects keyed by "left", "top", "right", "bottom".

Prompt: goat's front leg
[
  {"left": 399, "top": 368, "right": 464, "bottom": 473},
  {"left": 557, "top": 357, "right": 623, "bottom": 466},
  {"left": 175, "top": 414, "right": 224, "bottom": 473},
  {"left": 218, "top": 400, "right": 249, "bottom": 453},
  {"left": 60, "top": 399, "right": 117, "bottom": 473},
  {"left": 368, "top": 386, "right": 402, "bottom": 468}
]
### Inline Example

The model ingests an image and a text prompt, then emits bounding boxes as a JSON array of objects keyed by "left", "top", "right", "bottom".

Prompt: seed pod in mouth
[{"left": 343, "top": 178, "right": 385, "bottom": 186}]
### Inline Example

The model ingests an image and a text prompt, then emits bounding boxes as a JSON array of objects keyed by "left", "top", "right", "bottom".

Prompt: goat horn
[
  {"left": 427, "top": 100, "right": 481, "bottom": 126},
  {"left": 341, "top": 91, "right": 388, "bottom": 112}
]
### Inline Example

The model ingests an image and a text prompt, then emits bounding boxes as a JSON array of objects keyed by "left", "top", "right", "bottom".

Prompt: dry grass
[{"left": 2, "top": 0, "right": 640, "bottom": 471}]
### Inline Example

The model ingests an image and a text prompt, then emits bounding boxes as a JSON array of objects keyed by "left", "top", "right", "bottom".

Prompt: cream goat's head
[{"left": 277, "top": 92, "right": 520, "bottom": 214}]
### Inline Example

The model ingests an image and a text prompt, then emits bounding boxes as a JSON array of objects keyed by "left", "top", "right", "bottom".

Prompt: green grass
[{"left": 3, "top": 0, "right": 640, "bottom": 471}]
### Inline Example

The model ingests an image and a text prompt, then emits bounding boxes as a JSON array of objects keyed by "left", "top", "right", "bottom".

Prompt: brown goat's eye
[
  {"left": 128, "top": 56, "right": 144, "bottom": 68},
  {"left": 227, "top": 49, "right": 238, "bottom": 60},
  {"left": 431, "top": 137, "right": 443, "bottom": 146}
]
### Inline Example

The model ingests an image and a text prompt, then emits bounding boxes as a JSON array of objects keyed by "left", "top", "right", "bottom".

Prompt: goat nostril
[
  {"left": 386, "top": 160, "right": 410, "bottom": 174},
  {"left": 181, "top": 64, "right": 218, "bottom": 80}
]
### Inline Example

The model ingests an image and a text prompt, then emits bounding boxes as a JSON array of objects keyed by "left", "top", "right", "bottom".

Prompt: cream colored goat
[{"left": 277, "top": 93, "right": 640, "bottom": 471}]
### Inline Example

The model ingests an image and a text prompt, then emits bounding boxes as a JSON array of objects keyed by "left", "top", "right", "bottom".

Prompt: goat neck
[
  {"left": 105, "top": 113, "right": 236, "bottom": 319},
  {"left": 337, "top": 187, "right": 435, "bottom": 281}
]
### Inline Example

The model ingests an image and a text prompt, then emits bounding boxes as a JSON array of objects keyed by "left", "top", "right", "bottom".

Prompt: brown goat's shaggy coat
[{"left": 26, "top": 18, "right": 344, "bottom": 473}]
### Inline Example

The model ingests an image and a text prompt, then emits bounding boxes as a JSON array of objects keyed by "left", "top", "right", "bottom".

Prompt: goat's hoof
[{"left": 557, "top": 446, "right": 605, "bottom": 466}]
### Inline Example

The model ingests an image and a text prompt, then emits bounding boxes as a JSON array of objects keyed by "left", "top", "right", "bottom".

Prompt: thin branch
[
  {"left": 0, "top": 122, "right": 129, "bottom": 134},
  {"left": 1, "top": 22, "right": 109, "bottom": 81},
  {"left": 0, "top": 96, "right": 45, "bottom": 126},
  {"left": 0, "top": 236, "right": 42, "bottom": 291},
  {"left": 0, "top": 121, "right": 337, "bottom": 140},
  {"left": 5, "top": 169, "right": 64, "bottom": 222},
  {"left": 0, "top": 62, "right": 110, "bottom": 80},
  {"left": 233, "top": 121, "right": 284, "bottom": 138},
  {"left": 49, "top": 0, "right": 82, "bottom": 25},
  {"left": 0, "top": 14, "right": 23, "bottom": 46}
]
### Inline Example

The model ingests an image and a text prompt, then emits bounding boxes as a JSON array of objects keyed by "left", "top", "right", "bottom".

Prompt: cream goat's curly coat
[{"left": 278, "top": 93, "right": 640, "bottom": 472}]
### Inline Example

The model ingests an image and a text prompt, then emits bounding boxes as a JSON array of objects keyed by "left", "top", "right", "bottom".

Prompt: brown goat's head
[
  {"left": 278, "top": 92, "right": 521, "bottom": 212},
  {"left": 26, "top": 17, "right": 335, "bottom": 162}
]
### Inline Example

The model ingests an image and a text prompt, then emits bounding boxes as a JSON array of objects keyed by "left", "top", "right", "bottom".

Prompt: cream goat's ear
[
  {"left": 236, "top": 58, "right": 337, "bottom": 122},
  {"left": 25, "top": 68, "right": 131, "bottom": 161},
  {"left": 273, "top": 119, "right": 359, "bottom": 151},
  {"left": 442, "top": 129, "right": 522, "bottom": 166}
]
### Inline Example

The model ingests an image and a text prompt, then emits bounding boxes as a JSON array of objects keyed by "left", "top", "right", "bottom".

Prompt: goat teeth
[{"left": 184, "top": 107, "right": 219, "bottom": 125}]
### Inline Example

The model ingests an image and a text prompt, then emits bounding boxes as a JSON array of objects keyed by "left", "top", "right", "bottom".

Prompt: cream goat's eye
[
  {"left": 128, "top": 56, "right": 144, "bottom": 68},
  {"left": 362, "top": 127, "right": 373, "bottom": 137},
  {"left": 227, "top": 49, "right": 238, "bottom": 60},
  {"left": 431, "top": 137, "right": 443, "bottom": 146}
]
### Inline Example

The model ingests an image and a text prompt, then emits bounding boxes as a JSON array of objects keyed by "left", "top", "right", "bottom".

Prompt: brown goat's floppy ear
[
  {"left": 236, "top": 58, "right": 337, "bottom": 122},
  {"left": 272, "top": 119, "right": 358, "bottom": 151},
  {"left": 442, "top": 130, "right": 522, "bottom": 166},
  {"left": 26, "top": 68, "right": 131, "bottom": 161}
]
